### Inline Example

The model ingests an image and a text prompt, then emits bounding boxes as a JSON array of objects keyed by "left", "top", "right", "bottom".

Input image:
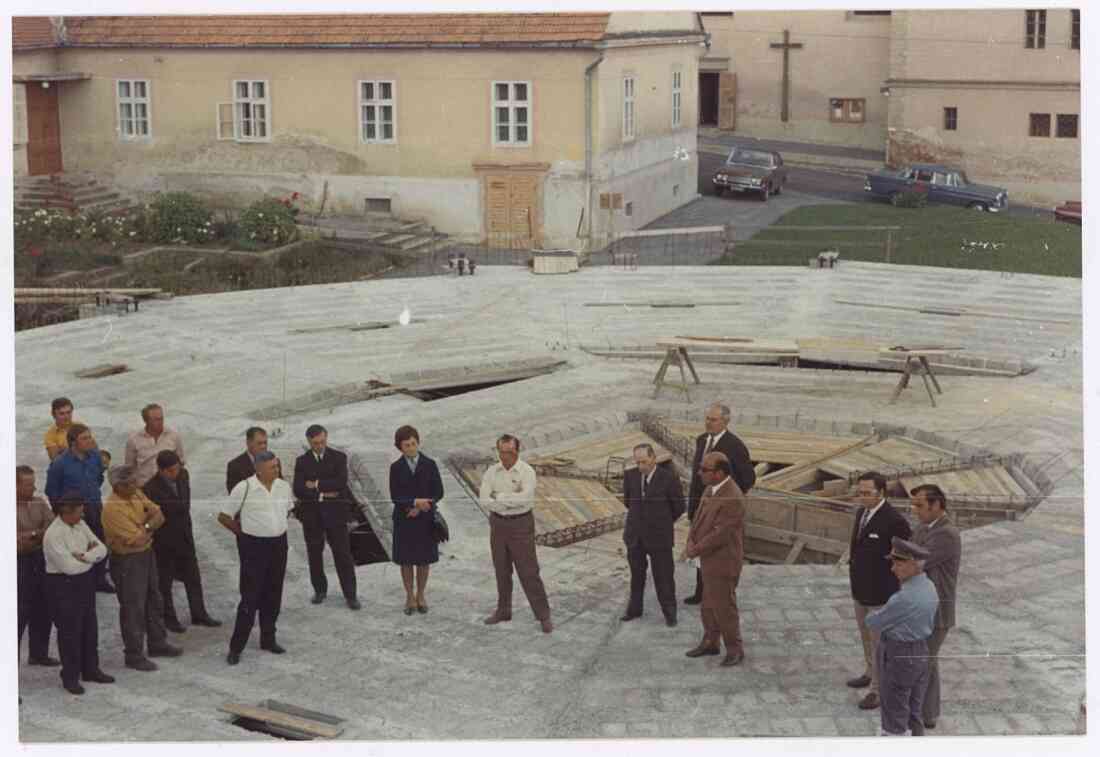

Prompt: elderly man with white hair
[{"left": 102, "top": 464, "right": 182, "bottom": 672}]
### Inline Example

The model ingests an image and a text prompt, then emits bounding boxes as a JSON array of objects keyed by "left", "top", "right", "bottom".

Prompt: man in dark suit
[
  {"left": 910, "top": 483, "right": 961, "bottom": 731},
  {"left": 685, "top": 403, "right": 755, "bottom": 606},
  {"left": 292, "top": 425, "right": 359, "bottom": 610},
  {"left": 847, "top": 471, "right": 912, "bottom": 710},
  {"left": 621, "top": 444, "right": 685, "bottom": 627},
  {"left": 142, "top": 451, "right": 221, "bottom": 632},
  {"left": 226, "top": 427, "right": 268, "bottom": 495}
]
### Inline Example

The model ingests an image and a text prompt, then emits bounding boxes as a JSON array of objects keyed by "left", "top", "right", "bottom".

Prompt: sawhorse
[
  {"left": 888, "top": 352, "right": 944, "bottom": 407},
  {"left": 652, "top": 344, "right": 701, "bottom": 401}
]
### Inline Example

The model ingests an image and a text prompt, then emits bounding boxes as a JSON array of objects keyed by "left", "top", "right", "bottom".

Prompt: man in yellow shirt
[
  {"left": 102, "top": 465, "right": 182, "bottom": 671},
  {"left": 43, "top": 398, "right": 93, "bottom": 461}
]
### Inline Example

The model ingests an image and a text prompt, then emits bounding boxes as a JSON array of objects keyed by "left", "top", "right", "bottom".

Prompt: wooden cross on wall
[{"left": 770, "top": 29, "right": 803, "bottom": 123}]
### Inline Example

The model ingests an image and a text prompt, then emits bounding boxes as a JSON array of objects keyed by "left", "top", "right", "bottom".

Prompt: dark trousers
[
  {"left": 691, "top": 567, "right": 704, "bottom": 600},
  {"left": 110, "top": 549, "right": 167, "bottom": 661},
  {"left": 923, "top": 626, "right": 950, "bottom": 723},
  {"left": 301, "top": 509, "right": 357, "bottom": 600},
  {"left": 155, "top": 543, "right": 210, "bottom": 623},
  {"left": 18, "top": 551, "right": 54, "bottom": 661},
  {"left": 877, "top": 637, "right": 930, "bottom": 735},
  {"left": 45, "top": 571, "right": 99, "bottom": 685},
  {"left": 625, "top": 542, "right": 677, "bottom": 619},
  {"left": 489, "top": 512, "right": 550, "bottom": 620},
  {"left": 84, "top": 504, "right": 109, "bottom": 585},
  {"left": 230, "top": 532, "right": 288, "bottom": 653}
]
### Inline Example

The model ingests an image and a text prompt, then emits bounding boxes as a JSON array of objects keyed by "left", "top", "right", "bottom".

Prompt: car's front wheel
[
  {"left": 761, "top": 183, "right": 771, "bottom": 201},
  {"left": 968, "top": 202, "right": 989, "bottom": 212}
]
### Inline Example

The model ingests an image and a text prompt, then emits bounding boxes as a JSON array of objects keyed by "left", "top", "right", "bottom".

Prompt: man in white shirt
[
  {"left": 478, "top": 435, "right": 552, "bottom": 633},
  {"left": 219, "top": 451, "right": 295, "bottom": 665},
  {"left": 42, "top": 493, "right": 116, "bottom": 695},
  {"left": 125, "top": 403, "right": 187, "bottom": 487}
]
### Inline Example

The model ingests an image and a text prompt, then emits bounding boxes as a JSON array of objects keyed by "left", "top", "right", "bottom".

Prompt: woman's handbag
[{"left": 432, "top": 507, "right": 450, "bottom": 544}]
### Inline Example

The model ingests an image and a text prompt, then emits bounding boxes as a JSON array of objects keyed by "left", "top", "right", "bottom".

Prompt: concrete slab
[{"left": 13, "top": 260, "right": 1083, "bottom": 741}]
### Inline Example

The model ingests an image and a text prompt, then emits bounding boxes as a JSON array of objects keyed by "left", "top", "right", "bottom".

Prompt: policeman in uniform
[{"left": 864, "top": 537, "right": 939, "bottom": 736}]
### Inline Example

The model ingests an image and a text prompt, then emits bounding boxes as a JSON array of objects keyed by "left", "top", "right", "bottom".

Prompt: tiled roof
[
  {"left": 12, "top": 17, "right": 59, "bottom": 50},
  {"left": 63, "top": 14, "right": 612, "bottom": 48}
]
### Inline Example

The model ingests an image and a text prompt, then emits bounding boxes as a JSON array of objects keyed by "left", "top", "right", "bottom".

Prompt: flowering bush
[
  {"left": 236, "top": 196, "right": 299, "bottom": 248},
  {"left": 140, "top": 192, "right": 217, "bottom": 245},
  {"left": 14, "top": 208, "right": 143, "bottom": 247}
]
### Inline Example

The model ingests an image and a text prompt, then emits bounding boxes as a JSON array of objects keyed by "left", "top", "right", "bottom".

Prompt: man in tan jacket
[{"left": 682, "top": 451, "right": 746, "bottom": 667}]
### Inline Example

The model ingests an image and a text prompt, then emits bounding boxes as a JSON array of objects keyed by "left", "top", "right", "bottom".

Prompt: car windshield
[
  {"left": 957, "top": 172, "right": 969, "bottom": 185},
  {"left": 726, "top": 149, "right": 773, "bottom": 168}
]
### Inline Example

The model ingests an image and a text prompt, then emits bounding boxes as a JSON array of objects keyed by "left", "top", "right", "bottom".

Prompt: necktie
[
  {"left": 859, "top": 508, "right": 871, "bottom": 535},
  {"left": 642, "top": 475, "right": 647, "bottom": 498},
  {"left": 704, "top": 435, "right": 714, "bottom": 454}
]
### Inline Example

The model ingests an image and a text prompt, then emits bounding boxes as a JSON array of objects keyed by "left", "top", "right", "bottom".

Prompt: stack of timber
[{"left": 14, "top": 287, "right": 166, "bottom": 305}]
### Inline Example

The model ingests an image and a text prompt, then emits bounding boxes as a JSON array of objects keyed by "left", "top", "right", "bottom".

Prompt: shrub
[
  {"left": 14, "top": 208, "right": 143, "bottom": 247},
  {"left": 237, "top": 197, "right": 299, "bottom": 248},
  {"left": 140, "top": 192, "right": 217, "bottom": 245},
  {"left": 891, "top": 190, "right": 928, "bottom": 209}
]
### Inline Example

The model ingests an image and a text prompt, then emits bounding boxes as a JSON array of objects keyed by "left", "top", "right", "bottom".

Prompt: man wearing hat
[
  {"left": 142, "top": 450, "right": 221, "bottom": 633},
  {"left": 863, "top": 537, "right": 940, "bottom": 736},
  {"left": 219, "top": 451, "right": 295, "bottom": 665},
  {"left": 102, "top": 465, "right": 183, "bottom": 671}
]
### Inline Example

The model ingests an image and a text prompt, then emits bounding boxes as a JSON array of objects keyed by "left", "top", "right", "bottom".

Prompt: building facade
[
  {"left": 11, "top": 13, "right": 707, "bottom": 250},
  {"left": 702, "top": 8, "right": 1080, "bottom": 206}
]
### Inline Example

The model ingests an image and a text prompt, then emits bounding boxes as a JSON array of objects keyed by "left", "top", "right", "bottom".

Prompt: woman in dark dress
[{"left": 389, "top": 425, "right": 444, "bottom": 615}]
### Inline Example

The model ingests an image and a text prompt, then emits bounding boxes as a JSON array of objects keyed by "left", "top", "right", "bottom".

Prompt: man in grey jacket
[{"left": 909, "top": 483, "right": 961, "bottom": 731}]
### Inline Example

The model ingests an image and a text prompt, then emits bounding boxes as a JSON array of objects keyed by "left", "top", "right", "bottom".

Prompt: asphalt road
[{"left": 697, "top": 151, "right": 1053, "bottom": 219}]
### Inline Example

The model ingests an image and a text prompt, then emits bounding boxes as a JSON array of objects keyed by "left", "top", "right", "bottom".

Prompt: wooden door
[
  {"left": 486, "top": 174, "right": 538, "bottom": 249},
  {"left": 26, "top": 84, "right": 62, "bottom": 176},
  {"left": 718, "top": 72, "right": 737, "bottom": 131}
]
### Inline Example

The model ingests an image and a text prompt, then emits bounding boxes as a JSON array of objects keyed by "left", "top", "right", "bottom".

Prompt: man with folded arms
[
  {"left": 42, "top": 492, "right": 115, "bottom": 695},
  {"left": 17, "top": 465, "right": 59, "bottom": 667},
  {"left": 142, "top": 450, "right": 221, "bottom": 632},
  {"left": 102, "top": 465, "right": 182, "bottom": 671},
  {"left": 220, "top": 451, "right": 295, "bottom": 664}
]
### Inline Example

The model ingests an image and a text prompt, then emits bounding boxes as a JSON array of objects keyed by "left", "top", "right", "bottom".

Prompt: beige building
[
  {"left": 702, "top": 9, "right": 1081, "bottom": 205},
  {"left": 11, "top": 13, "right": 707, "bottom": 250}
]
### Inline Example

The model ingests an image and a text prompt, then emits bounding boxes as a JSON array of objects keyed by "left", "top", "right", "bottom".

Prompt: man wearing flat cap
[
  {"left": 142, "top": 450, "right": 221, "bottom": 633},
  {"left": 102, "top": 465, "right": 183, "bottom": 671},
  {"left": 220, "top": 450, "right": 295, "bottom": 665},
  {"left": 863, "top": 537, "right": 940, "bottom": 736}
]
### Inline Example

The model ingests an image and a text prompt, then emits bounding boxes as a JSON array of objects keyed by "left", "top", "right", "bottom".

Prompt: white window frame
[
  {"left": 491, "top": 80, "right": 532, "bottom": 147},
  {"left": 116, "top": 78, "right": 152, "bottom": 140},
  {"left": 671, "top": 70, "right": 683, "bottom": 129},
  {"left": 220, "top": 79, "right": 271, "bottom": 143},
  {"left": 359, "top": 80, "right": 397, "bottom": 144},
  {"left": 623, "top": 76, "right": 636, "bottom": 141}
]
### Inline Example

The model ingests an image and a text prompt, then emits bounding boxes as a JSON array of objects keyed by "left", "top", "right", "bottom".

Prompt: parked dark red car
[
  {"left": 712, "top": 147, "right": 788, "bottom": 201},
  {"left": 1054, "top": 201, "right": 1082, "bottom": 225}
]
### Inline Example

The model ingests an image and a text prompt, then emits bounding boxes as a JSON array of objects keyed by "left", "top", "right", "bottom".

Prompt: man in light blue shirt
[{"left": 865, "top": 537, "right": 939, "bottom": 736}]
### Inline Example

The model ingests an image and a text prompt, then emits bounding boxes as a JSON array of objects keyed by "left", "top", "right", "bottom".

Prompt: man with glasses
[{"left": 685, "top": 403, "right": 754, "bottom": 606}]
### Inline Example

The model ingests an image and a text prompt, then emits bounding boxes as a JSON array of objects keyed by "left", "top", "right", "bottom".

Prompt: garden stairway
[
  {"left": 298, "top": 214, "right": 452, "bottom": 257},
  {"left": 14, "top": 173, "right": 138, "bottom": 216}
]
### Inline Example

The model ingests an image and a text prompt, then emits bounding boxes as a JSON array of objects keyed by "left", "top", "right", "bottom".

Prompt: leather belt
[{"left": 491, "top": 511, "right": 532, "bottom": 520}]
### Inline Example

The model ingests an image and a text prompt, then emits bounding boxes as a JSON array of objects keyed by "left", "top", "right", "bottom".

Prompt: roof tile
[{"left": 12, "top": 16, "right": 59, "bottom": 50}]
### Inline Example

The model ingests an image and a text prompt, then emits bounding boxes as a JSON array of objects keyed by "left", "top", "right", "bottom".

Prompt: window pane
[
  {"left": 134, "top": 81, "right": 147, "bottom": 98},
  {"left": 121, "top": 117, "right": 133, "bottom": 136},
  {"left": 121, "top": 103, "right": 133, "bottom": 120},
  {"left": 365, "top": 123, "right": 376, "bottom": 140},
  {"left": 135, "top": 103, "right": 147, "bottom": 119},
  {"left": 516, "top": 125, "right": 528, "bottom": 143},
  {"left": 380, "top": 82, "right": 392, "bottom": 100},
  {"left": 832, "top": 103, "right": 844, "bottom": 120},
  {"left": 381, "top": 105, "right": 393, "bottom": 122},
  {"left": 362, "top": 82, "right": 374, "bottom": 101},
  {"left": 119, "top": 81, "right": 131, "bottom": 98},
  {"left": 495, "top": 83, "right": 509, "bottom": 102},
  {"left": 498, "top": 124, "right": 510, "bottom": 142},
  {"left": 364, "top": 104, "right": 376, "bottom": 123},
  {"left": 137, "top": 118, "right": 149, "bottom": 136},
  {"left": 236, "top": 81, "right": 250, "bottom": 99},
  {"left": 241, "top": 117, "right": 252, "bottom": 138},
  {"left": 383, "top": 123, "right": 394, "bottom": 140},
  {"left": 254, "top": 103, "right": 266, "bottom": 124},
  {"left": 1057, "top": 114, "right": 1078, "bottom": 138},
  {"left": 496, "top": 106, "right": 510, "bottom": 125},
  {"left": 252, "top": 82, "right": 265, "bottom": 99},
  {"left": 513, "top": 82, "right": 527, "bottom": 102},
  {"left": 255, "top": 118, "right": 266, "bottom": 138},
  {"left": 850, "top": 100, "right": 863, "bottom": 116},
  {"left": 515, "top": 107, "right": 527, "bottom": 124}
]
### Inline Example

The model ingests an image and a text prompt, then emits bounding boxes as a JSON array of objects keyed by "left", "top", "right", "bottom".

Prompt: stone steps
[{"left": 14, "top": 173, "right": 138, "bottom": 217}]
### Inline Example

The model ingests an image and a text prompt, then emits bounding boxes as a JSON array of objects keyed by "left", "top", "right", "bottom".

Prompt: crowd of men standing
[{"left": 16, "top": 397, "right": 961, "bottom": 737}]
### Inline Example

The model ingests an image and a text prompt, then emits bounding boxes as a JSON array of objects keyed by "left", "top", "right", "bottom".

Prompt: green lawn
[{"left": 713, "top": 203, "right": 1081, "bottom": 277}]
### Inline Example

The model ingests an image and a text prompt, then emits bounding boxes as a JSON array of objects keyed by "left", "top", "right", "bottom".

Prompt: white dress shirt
[
  {"left": 860, "top": 498, "right": 887, "bottom": 532},
  {"left": 710, "top": 475, "right": 732, "bottom": 497},
  {"left": 229, "top": 475, "right": 294, "bottom": 537},
  {"left": 479, "top": 459, "right": 537, "bottom": 516},
  {"left": 43, "top": 518, "right": 108, "bottom": 575}
]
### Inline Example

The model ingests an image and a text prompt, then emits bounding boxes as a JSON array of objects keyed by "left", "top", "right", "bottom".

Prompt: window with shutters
[
  {"left": 623, "top": 76, "right": 636, "bottom": 140},
  {"left": 491, "top": 81, "right": 531, "bottom": 146},
  {"left": 1025, "top": 9, "right": 1046, "bottom": 48},
  {"left": 829, "top": 98, "right": 865, "bottom": 124},
  {"left": 672, "top": 70, "right": 682, "bottom": 128},
  {"left": 359, "top": 80, "right": 396, "bottom": 143},
  {"left": 117, "top": 79, "right": 151, "bottom": 139}
]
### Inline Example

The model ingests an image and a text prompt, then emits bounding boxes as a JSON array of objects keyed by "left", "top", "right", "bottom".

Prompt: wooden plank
[
  {"left": 219, "top": 704, "right": 343, "bottom": 739},
  {"left": 783, "top": 539, "right": 807, "bottom": 564},
  {"left": 745, "top": 522, "right": 848, "bottom": 557},
  {"left": 759, "top": 435, "right": 876, "bottom": 490},
  {"left": 659, "top": 337, "right": 799, "bottom": 354}
]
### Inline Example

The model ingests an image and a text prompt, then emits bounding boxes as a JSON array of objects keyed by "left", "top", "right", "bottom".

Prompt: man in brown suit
[
  {"left": 910, "top": 483, "right": 961, "bottom": 731},
  {"left": 682, "top": 451, "right": 746, "bottom": 667}
]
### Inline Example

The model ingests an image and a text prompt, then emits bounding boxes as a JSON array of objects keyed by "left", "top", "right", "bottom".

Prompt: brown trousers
[
  {"left": 854, "top": 600, "right": 883, "bottom": 694},
  {"left": 489, "top": 512, "right": 550, "bottom": 620},
  {"left": 700, "top": 572, "right": 742, "bottom": 654}
]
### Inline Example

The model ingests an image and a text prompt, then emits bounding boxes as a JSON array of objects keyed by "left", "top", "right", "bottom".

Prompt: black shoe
[
  {"left": 164, "top": 618, "right": 186, "bottom": 633},
  {"left": 28, "top": 656, "right": 61, "bottom": 667},
  {"left": 665, "top": 616, "right": 678, "bottom": 628},
  {"left": 95, "top": 581, "right": 116, "bottom": 594},
  {"left": 226, "top": 651, "right": 240, "bottom": 666},
  {"left": 311, "top": 592, "right": 326, "bottom": 605},
  {"left": 82, "top": 670, "right": 115, "bottom": 684},
  {"left": 846, "top": 674, "right": 872, "bottom": 689},
  {"left": 126, "top": 657, "right": 158, "bottom": 672},
  {"left": 347, "top": 598, "right": 362, "bottom": 611},
  {"left": 148, "top": 644, "right": 182, "bottom": 658},
  {"left": 620, "top": 612, "right": 642, "bottom": 622},
  {"left": 685, "top": 644, "right": 720, "bottom": 658},
  {"left": 260, "top": 641, "right": 286, "bottom": 654},
  {"left": 63, "top": 681, "right": 86, "bottom": 695},
  {"left": 192, "top": 616, "right": 223, "bottom": 628},
  {"left": 683, "top": 595, "right": 702, "bottom": 606},
  {"left": 720, "top": 652, "right": 745, "bottom": 667},
  {"left": 923, "top": 719, "right": 937, "bottom": 730}
]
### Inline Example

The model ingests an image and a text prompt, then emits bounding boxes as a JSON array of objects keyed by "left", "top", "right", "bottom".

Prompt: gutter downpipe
[{"left": 584, "top": 52, "right": 604, "bottom": 254}]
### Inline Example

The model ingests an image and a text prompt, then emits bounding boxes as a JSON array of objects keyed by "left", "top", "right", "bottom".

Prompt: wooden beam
[
  {"left": 15, "top": 287, "right": 162, "bottom": 297},
  {"left": 783, "top": 538, "right": 807, "bottom": 564},
  {"left": 746, "top": 522, "right": 848, "bottom": 557},
  {"left": 218, "top": 704, "right": 343, "bottom": 739}
]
